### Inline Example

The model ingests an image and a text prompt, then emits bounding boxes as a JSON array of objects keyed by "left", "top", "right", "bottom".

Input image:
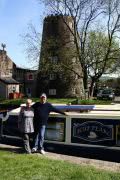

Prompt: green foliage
[
  {"left": 87, "top": 31, "right": 120, "bottom": 75},
  {"left": 0, "top": 150, "right": 120, "bottom": 180}
]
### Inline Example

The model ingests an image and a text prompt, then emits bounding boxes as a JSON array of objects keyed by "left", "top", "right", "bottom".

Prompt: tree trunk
[
  {"left": 89, "top": 79, "right": 95, "bottom": 98},
  {"left": 83, "top": 67, "right": 88, "bottom": 90}
]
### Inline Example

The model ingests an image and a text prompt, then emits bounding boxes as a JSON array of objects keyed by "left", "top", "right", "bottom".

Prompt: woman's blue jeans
[{"left": 34, "top": 125, "right": 46, "bottom": 150}]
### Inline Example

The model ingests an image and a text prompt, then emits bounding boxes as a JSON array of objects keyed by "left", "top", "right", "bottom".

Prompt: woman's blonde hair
[{"left": 26, "top": 99, "right": 32, "bottom": 104}]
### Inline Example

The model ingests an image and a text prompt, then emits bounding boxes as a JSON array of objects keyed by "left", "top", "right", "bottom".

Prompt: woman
[{"left": 18, "top": 99, "right": 34, "bottom": 154}]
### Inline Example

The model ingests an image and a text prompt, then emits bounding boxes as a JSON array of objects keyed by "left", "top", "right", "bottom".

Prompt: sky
[{"left": 0, "top": 0, "right": 44, "bottom": 68}]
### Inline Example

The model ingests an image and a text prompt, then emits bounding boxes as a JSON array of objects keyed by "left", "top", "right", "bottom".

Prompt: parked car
[{"left": 97, "top": 89, "right": 115, "bottom": 100}]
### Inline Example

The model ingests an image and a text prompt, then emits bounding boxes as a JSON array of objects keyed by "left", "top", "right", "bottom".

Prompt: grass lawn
[{"left": 0, "top": 151, "right": 120, "bottom": 180}]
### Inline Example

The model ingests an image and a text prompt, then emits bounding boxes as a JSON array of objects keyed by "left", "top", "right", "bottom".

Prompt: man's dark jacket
[{"left": 32, "top": 102, "right": 65, "bottom": 128}]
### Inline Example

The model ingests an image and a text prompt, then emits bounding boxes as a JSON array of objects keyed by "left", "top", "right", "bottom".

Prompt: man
[{"left": 32, "top": 93, "right": 66, "bottom": 154}]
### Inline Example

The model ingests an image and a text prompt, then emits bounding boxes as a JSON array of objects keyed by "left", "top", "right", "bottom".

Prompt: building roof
[
  {"left": 15, "top": 66, "right": 37, "bottom": 72},
  {"left": 0, "top": 77, "right": 20, "bottom": 84}
]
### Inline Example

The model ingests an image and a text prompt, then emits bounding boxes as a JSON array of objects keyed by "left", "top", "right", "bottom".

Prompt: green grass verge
[
  {"left": 0, "top": 98, "right": 112, "bottom": 107},
  {"left": 0, "top": 151, "right": 120, "bottom": 180}
]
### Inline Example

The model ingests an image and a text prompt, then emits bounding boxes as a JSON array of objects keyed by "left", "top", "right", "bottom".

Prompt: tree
[
  {"left": 86, "top": 31, "right": 120, "bottom": 96},
  {"left": 21, "top": 23, "right": 41, "bottom": 69}
]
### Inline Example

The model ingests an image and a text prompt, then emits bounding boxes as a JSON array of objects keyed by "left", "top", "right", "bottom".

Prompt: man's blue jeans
[{"left": 34, "top": 125, "right": 46, "bottom": 150}]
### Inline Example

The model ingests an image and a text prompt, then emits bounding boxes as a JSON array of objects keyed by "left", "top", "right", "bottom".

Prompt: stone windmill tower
[{"left": 37, "top": 15, "right": 84, "bottom": 98}]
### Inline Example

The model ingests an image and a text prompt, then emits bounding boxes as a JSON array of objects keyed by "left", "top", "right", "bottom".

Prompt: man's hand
[{"left": 64, "top": 112, "right": 68, "bottom": 116}]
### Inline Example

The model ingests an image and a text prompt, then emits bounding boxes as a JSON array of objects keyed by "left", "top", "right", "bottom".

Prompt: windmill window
[
  {"left": 71, "top": 88, "right": 76, "bottom": 94},
  {"left": 49, "top": 56, "right": 58, "bottom": 64},
  {"left": 49, "top": 74, "right": 56, "bottom": 80},
  {"left": 49, "top": 89, "right": 56, "bottom": 95},
  {"left": 72, "top": 57, "right": 76, "bottom": 63},
  {"left": 75, "top": 74, "right": 79, "bottom": 79},
  {"left": 27, "top": 73, "right": 34, "bottom": 80},
  {"left": 69, "top": 22, "right": 73, "bottom": 29}
]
